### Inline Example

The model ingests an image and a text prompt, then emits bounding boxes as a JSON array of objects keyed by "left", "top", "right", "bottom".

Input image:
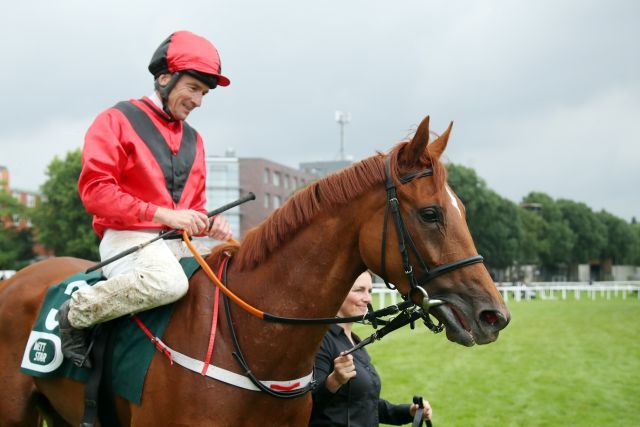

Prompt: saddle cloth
[{"left": 20, "top": 257, "right": 201, "bottom": 404}]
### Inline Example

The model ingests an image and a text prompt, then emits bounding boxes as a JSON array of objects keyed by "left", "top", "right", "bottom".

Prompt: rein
[
  {"left": 140, "top": 154, "right": 488, "bottom": 399},
  {"left": 179, "top": 155, "right": 485, "bottom": 331},
  {"left": 181, "top": 231, "right": 415, "bottom": 326},
  {"left": 220, "top": 259, "right": 315, "bottom": 399}
]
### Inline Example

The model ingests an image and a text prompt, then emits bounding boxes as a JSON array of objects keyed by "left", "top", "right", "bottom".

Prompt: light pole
[{"left": 335, "top": 110, "right": 351, "bottom": 161}]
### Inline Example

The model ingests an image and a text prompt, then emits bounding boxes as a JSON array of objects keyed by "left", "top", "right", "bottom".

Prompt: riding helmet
[{"left": 148, "top": 30, "right": 230, "bottom": 88}]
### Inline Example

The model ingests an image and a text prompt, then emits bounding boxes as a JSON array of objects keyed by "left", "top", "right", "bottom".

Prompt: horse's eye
[{"left": 419, "top": 206, "right": 441, "bottom": 223}]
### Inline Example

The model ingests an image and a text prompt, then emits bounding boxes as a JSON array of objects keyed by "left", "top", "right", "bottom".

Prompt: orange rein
[{"left": 182, "top": 231, "right": 265, "bottom": 319}]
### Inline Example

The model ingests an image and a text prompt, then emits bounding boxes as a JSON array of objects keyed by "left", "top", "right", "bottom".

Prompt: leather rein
[{"left": 178, "top": 155, "right": 486, "bottom": 398}]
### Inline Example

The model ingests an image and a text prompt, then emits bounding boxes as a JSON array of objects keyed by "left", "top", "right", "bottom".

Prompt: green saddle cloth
[{"left": 20, "top": 257, "right": 201, "bottom": 404}]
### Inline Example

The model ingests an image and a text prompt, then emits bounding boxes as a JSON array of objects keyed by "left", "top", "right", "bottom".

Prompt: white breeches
[{"left": 68, "top": 229, "right": 199, "bottom": 329}]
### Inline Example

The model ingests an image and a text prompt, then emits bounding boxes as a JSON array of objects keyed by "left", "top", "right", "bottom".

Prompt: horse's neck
[
  {"left": 238, "top": 211, "right": 366, "bottom": 317},
  {"left": 222, "top": 208, "right": 367, "bottom": 377}
]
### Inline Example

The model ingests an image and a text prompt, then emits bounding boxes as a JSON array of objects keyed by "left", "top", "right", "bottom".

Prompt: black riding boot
[{"left": 57, "top": 300, "right": 92, "bottom": 368}]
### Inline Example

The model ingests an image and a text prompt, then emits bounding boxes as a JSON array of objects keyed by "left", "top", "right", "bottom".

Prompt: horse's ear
[
  {"left": 427, "top": 121, "right": 453, "bottom": 161},
  {"left": 400, "top": 116, "right": 431, "bottom": 167}
]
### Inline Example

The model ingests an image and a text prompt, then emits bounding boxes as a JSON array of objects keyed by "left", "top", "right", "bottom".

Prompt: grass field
[{"left": 354, "top": 295, "right": 640, "bottom": 427}]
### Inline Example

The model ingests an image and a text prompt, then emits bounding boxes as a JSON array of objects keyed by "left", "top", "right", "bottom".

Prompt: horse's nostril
[{"left": 481, "top": 310, "right": 500, "bottom": 326}]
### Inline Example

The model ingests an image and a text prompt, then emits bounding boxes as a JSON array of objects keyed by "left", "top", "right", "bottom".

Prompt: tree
[
  {"left": 521, "top": 192, "right": 576, "bottom": 276},
  {"left": 0, "top": 228, "right": 35, "bottom": 270},
  {"left": 0, "top": 186, "right": 25, "bottom": 219},
  {"left": 597, "top": 211, "right": 638, "bottom": 265},
  {"left": 32, "top": 149, "right": 99, "bottom": 260},
  {"left": 518, "top": 207, "right": 547, "bottom": 264},
  {"left": 556, "top": 199, "right": 607, "bottom": 264},
  {"left": 0, "top": 190, "right": 36, "bottom": 269},
  {"left": 631, "top": 222, "right": 640, "bottom": 265},
  {"left": 447, "top": 164, "right": 522, "bottom": 271}
]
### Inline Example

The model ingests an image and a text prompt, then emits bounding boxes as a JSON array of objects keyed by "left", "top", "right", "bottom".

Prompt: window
[
  {"left": 206, "top": 188, "right": 241, "bottom": 208},
  {"left": 273, "top": 195, "right": 281, "bottom": 208},
  {"left": 284, "top": 174, "right": 290, "bottom": 189},
  {"left": 293, "top": 177, "right": 299, "bottom": 188},
  {"left": 207, "top": 162, "right": 239, "bottom": 188},
  {"left": 264, "top": 168, "right": 270, "bottom": 184},
  {"left": 264, "top": 193, "right": 270, "bottom": 208},
  {"left": 272, "top": 171, "right": 281, "bottom": 186}
]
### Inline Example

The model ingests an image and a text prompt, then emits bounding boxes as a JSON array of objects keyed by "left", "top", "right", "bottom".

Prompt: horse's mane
[{"left": 229, "top": 138, "right": 448, "bottom": 271}]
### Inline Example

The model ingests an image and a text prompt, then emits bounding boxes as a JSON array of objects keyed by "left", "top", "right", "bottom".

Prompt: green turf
[{"left": 354, "top": 296, "right": 640, "bottom": 427}]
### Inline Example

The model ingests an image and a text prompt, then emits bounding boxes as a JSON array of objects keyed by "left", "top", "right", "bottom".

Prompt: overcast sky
[{"left": 1, "top": 0, "right": 638, "bottom": 221}]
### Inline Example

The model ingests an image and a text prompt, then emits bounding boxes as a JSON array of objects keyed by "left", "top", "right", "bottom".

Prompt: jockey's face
[{"left": 159, "top": 74, "right": 210, "bottom": 120}]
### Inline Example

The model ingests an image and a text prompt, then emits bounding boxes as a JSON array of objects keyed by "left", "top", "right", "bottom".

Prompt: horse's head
[{"left": 360, "top": 116, "right": 510, "bottom": 346}]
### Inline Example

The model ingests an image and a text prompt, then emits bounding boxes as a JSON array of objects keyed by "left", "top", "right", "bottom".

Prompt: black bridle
[
  {"left": 219, "top": 155, "right": 486, "bottom": 399},
  {"left": 379, "top": 156, "right": 484, "bottom": 315}
]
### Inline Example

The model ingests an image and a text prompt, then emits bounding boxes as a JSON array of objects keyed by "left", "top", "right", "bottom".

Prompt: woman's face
[{"left": 338, "top": 272, "right": 373, "bottom": 318}]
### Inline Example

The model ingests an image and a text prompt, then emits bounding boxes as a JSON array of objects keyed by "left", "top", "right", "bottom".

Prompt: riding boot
[{"left": 57, "top": 300, "right": 92, "bottom": 369}]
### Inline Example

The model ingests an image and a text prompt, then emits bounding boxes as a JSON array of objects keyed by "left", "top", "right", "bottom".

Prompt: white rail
[
  {"left": 371, "top": 283, "right": 640, "bottom": 308},
  {"left": 497, "top": 283, "right": 640, "bottom": 302}
]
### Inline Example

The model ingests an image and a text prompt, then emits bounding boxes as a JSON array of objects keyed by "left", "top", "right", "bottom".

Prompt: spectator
[{"left": 309, "top": 271, "right": 433, "bottom": 426}]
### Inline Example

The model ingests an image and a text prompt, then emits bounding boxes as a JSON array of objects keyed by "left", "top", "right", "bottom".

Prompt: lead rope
[{"left": 412, "top": 395, "right": 433, "bottom": 427}]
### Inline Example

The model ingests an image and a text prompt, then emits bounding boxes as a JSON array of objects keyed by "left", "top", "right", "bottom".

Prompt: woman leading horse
[{"left": 0, "top": 116, "right": 510, "bottom": 426}]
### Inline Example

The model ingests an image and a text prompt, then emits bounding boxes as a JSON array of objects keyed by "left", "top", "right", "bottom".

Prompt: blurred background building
[{"left": 203, "top": 149, "right": 316, "bottom": 242}]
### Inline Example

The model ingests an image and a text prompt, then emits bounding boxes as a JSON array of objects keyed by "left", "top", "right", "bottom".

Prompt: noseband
[{"left": 379, "top": 156, "right": 484, "bottom": 313}]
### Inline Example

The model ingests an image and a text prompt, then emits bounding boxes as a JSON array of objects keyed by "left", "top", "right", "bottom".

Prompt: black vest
[{"left": 114, "top": 101, "right": 197, "bottom": 205}]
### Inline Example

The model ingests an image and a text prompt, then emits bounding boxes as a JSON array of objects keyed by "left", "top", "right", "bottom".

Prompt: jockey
[{"left": 57, "top": 31, "right": 233, "bottom": 367}]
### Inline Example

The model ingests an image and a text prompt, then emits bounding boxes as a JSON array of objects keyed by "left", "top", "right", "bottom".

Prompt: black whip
[{"left": 84, "top": 193, "right": 256, "bottom": 273}]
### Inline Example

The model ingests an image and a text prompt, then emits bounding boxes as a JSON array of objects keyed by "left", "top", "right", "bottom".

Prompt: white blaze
[{"left": 445, "top": 185, "right": 462, "bottom": 218}]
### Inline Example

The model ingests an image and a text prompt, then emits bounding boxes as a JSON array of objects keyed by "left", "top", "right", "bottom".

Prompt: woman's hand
[
  {"left": 325, "top": 353, "right": 357, "bottom": 393},
  {"left": 409, "top": 399, "right": 433, "bottom": 421}
]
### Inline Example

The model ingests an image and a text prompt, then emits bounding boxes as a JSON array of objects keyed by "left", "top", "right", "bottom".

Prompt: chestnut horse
[{"left": 0, "top": 117, "right": 510, "bottom": 426}]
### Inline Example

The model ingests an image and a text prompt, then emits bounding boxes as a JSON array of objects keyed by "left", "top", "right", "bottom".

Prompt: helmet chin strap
[{"left": 154, "top": 71, "right": 183, "bottom": 121}]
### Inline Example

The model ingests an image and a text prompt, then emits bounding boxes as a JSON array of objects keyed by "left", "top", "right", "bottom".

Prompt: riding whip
[{"left": 84, "top": 192, "right": 255, "bottom": 273}]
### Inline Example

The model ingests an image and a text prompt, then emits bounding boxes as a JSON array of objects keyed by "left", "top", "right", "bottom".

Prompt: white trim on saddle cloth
[{"left": 156, "top": 338, "right": 314, "bottom": 392}]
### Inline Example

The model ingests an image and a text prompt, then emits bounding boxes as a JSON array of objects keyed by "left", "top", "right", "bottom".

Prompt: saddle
[{"left": 21, "top": 257, "right": 203, "bottom": 426}]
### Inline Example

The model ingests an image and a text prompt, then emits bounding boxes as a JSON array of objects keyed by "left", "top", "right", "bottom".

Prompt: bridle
[
  {"left": 170, "top": 154, "right": 487, "bottom": 399},
  {"left": 379, "top": 155, "right": 484, "bottom": 317}
]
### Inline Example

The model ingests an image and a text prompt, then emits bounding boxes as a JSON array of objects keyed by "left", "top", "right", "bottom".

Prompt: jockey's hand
[
  {"left": 409, "top": 399, "right": 433, "bottom": 421},
  {"left": 206, "top": 214, "right": 233, "bottom": 241},
  {"left": 325, "top": 353, "right": 356, "bottom": 393},
  {"left": 153, "top": 207, "right": 209, "bottom": 236}
]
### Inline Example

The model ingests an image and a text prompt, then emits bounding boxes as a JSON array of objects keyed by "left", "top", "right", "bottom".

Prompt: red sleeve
[
  {"left": 192, "top": 134, "right": 208, "bottom": 216},
  {"left": 78, "top": 109, "right": 158, "bottom": 225}
]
